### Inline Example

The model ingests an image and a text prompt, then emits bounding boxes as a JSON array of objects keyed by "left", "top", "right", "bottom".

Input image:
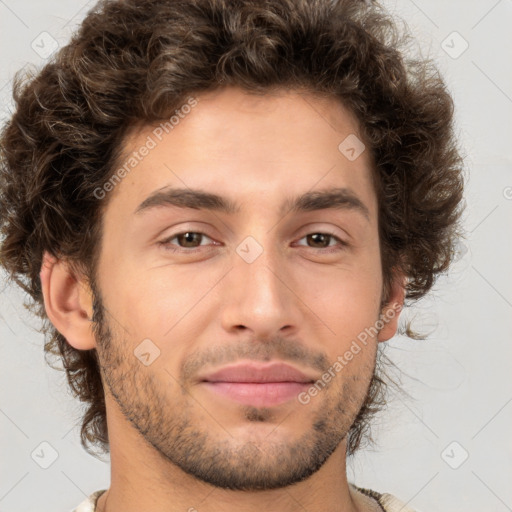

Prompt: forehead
[{"left": 105, "top": 86, "right": 377, "bottom": 219}]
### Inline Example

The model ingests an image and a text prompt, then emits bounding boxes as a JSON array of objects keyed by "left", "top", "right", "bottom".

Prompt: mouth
[
  {"left": 200, "top": 381, "right": 312, "bottom": 407},
  {"left": 198, "top": 361, "right": 316, "bottom": 407}
]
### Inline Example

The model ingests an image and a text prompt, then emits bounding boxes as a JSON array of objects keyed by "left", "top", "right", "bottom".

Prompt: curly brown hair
[{"left": 0, "top": 0, "right": 465, "bottom": 458}]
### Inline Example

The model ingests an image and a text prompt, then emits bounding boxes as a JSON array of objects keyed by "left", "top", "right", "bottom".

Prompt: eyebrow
[{"left": 134, "top": 186, "right": 370, "bottom": 221}]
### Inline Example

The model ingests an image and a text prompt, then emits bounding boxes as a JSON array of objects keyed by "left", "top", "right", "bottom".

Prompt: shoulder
[
  {"left": 351, "top": 484, "right": 419, "bottom": 512},
  {"left": 378, "top": 493, "right": 418, "bottom": 512},
  {"left": 71, "top": 490, "right": 107, "bottom": 512}
]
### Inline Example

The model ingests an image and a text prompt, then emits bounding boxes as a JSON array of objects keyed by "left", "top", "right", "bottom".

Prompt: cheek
[
  {"left": 99, "top": 229, "right": 383, "bottom": 346},
  {"left": 104, "top": 261, "right": 218, "bottom": 342},
  {"left": 292, "top": 258, "right": 382, "bottom": 333}
]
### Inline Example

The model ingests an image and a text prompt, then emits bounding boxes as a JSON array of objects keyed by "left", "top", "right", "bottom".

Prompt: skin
[{"left": 40, "top": 86, "right": 404, "bottom": 512}]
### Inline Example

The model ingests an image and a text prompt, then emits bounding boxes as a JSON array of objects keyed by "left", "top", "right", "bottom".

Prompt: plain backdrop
[{"left": 1, "top": 1, "right": 511, "bottom": 511}]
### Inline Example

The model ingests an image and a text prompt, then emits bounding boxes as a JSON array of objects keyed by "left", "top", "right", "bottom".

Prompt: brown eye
[
  {"left": 306, "top": 233, "right": 332, "bottom": 248},
  {"left": 158, "top": 231, "right": 216, "bottom": 252},
  {"left": 175, "top": 232, "right": 204, "bottom": 248},
  {"left": 296, "top": 232, "right": 346, "bottom": 250}
]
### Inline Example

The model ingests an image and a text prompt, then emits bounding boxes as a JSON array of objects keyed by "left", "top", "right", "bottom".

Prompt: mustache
[{"left": 179, "top": 335, "right": 330, "bottom": 383}]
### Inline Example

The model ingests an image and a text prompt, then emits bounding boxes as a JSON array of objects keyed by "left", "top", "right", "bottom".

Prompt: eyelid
[
  {"left": 294, "top": 232, "right": 346, "bottom": 246},
  {"left": 294, "top": 223, "right": 350, "bottom": 243},
  {"left": 158, "top": 230, "right": 218, "bottom": 252}
]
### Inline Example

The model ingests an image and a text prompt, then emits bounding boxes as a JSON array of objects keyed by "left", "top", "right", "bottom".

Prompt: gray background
[{"left": 1, "top": 1, "right": 511, "bottom": 511}]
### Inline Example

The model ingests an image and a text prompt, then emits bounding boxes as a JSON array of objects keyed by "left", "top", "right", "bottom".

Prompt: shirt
[{"left": 72, "top": 486, "right": 418, "bottom": 511}]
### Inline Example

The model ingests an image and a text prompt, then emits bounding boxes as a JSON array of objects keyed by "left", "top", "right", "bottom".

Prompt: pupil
[
  {"left": 179, "top": 232, "right": 200, "bottom": 247},
  {"left": 308, "top": 233, "right": 329, "bottom": 248}
]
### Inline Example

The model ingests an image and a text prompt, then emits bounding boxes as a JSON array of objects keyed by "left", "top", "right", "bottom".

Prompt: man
[{"left": 0, "top": 0, "right": 464, "bottom": 510}]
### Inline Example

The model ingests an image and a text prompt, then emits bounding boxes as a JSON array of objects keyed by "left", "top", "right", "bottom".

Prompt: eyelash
[{"left": 157, "top": 231, "right": 349, "bottom": 254}]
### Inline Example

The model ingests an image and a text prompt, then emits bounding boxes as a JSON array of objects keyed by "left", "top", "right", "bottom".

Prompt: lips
[
  {"left": 199, "top": 362, "right": 316, "bottom": 384},
  {"left": 198, "top": 362, "right": 317, "bottom": 407}
]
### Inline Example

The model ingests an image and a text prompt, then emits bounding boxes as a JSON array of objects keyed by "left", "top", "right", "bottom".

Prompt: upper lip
[{"left": 199, "top": 362, "right": 316, "bottom": 383}]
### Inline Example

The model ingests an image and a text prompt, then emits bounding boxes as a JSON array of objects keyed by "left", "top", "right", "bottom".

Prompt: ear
[
  {"left": 39, "top": 251, "right": 97, "bottom": 350},
  {"left": 377, "top": 270, "right": 406, "bottom": 343}
]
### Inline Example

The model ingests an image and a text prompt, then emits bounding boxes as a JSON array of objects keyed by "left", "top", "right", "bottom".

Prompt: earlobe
[
  {"left": 377, "top": 271, "right": 406, "bottom": 343},
  {"left": 39, "top": 251, "right": 97, "bottom": 350}
]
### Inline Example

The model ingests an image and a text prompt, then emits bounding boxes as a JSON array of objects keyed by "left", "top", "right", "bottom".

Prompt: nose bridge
[
  {"left": 236, "top": 234, "right": 287, "bottom": 304},
  {"left": 221, "top": 233, "right": 298, "bottom": 334}
]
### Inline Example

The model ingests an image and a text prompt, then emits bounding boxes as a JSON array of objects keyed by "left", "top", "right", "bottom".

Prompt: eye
[
  {"left": 295, "top": 232, "right": 348, "bottom": 252},
  {"left": 158, "top": 231, "right": 217, "bottom": 252},
  {"left": 157, "top": 230, "right": 348, "bottom": 254}
]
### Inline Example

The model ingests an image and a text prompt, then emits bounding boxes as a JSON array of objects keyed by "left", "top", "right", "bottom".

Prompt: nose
[{"left": 220, "top": 240, "right": 302, "bottom": 339}]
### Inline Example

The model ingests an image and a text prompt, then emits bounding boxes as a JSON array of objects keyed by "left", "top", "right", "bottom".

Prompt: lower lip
[{"left": 201, "top": 382, "right": 311, "bottom": 407}]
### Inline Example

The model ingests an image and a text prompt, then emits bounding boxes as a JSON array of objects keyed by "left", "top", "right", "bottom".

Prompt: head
[{"left": 0, "top": 0, "right": 464, "bottom": 486}]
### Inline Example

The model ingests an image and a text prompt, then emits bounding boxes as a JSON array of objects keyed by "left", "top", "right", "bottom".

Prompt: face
[{"left": 90, "top": 86, "right": 391, "bottom": 490}]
